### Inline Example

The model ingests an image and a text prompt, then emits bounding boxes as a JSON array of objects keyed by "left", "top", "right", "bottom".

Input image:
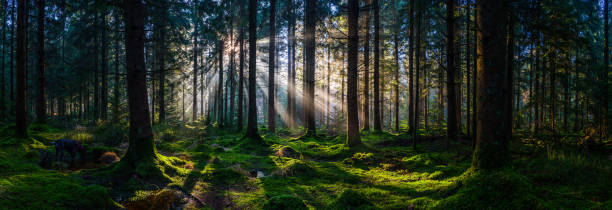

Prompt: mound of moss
[
  {"left": 0, "top": 170, "right": 119, "bottom": 209},
  {"left": 434, "top": 169, "right": 541, "bottom": 209},
  {"left": 263, "top": 195, "right": 307, "bottom": 210},
  {"left": 331, "top": 189, "right": 377, "bottom": 210}
]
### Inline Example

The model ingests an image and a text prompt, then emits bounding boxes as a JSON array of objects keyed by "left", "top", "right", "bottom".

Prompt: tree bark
[
  {"left": 362, "top": 0, "right": 371, "bottom": 131},
  {"left": 238, "top": 0, "right": 245, "bottom": 130},
  {"left": 15, "top": 0, "right": 26, "bottom": 137},
  {"left": 158, "top": 1, "right": 167, "bottom": 122},
  {"left": 373, "top": 0, "right": 382, "bottom": 132},
  {"left": 303, "top": 0, "right": 316, "bottom": 136},
  {"left": 192, "top": 10, "right": 198, "bottom": 122},
  {"left": 268, "top": 0, "right": 276, "bottom": 133},
  {"left": 408, "top": 0, "right": 415, "bottom": 134},
  {"left": 473, "top": 0, "right": 510, "bottom": 170},
  {"left": 245, "top": 0, "right": 261, "bottom": 140},
  {"left": 446, "top": 0, "right": 458, "bottom": 144},
  {"left": 36, "top": 0, "right": 45, "bottom": 123},
  {"left": 122, "top": 0, "right": 156, "bottom": 165},
  {"left": 347, "top": 0, "right": 361, "bottom": 147}
]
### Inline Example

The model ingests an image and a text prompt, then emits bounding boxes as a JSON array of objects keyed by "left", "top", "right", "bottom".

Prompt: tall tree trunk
[
  {"left": 218, "top": 39, "right": 224, "bottom": 127},
  {"left": 603, "top": 0, "right": 608, "bottom": 137},
  {"left": 192, "top": 13, "right": 198, "bottom": 122},
  {"left": 466, "top": 0, "right": 471, "bottom": 138},
  {"left": 347, "top": 0, "right": 361, "bottom": 147},
  {"left": 326, "top": 45, "right": 330, "bottom": 128},
  {"left": 408, "top": 0, "right": 415, "bottom": 134},
  {"left": 373, "top": 0, "right": 382, "bottom": 132},
  {"left": 113, "top": 14, "right": 120, "bottom": 124},
  {"left": 473, "top": 0, "right": 510, "bottom": 170},
  {"left": 229, "top": 18, "right": 235, "bottom": 129},
  {"left": 245, "top": 0, "right": 261, "bottom": 140},
  {"left": 287, "top": 0, "right": 296, "bottom": 129},
  {"left": 446, "top": 0, "right": 458, "bottom": 144},
  {"left": 15, "top": 0, "right": 26, "bottom": 137},
  {"left": 0, "top": 0, "right": 6, "bottom": 118},
  {"left": 268, "top": 0, "right": 276, "bottom": 133},
  {"left": 362, "top": 0, "right": 371, "bottom": 131},
  {"left": 35, "top": 0, "right": 44, "bottom": 123},
  {"left": 94, "top": 4, "right": 99, "bottom": 121},
  {"left": 507, "top": 10, "right": 514, "bottom": 133},
  {"left": 238, "top": 0, "right": 245, "bottom": 130},
  {"left": 158, "top": 1, "right": 166, "bottom": 122},
  {"left": 303, "top": 0, "right": 316, "bottom": 136},
  {"left": 101, "top": 12, "right": 109, "bottom": 121},
  {"left": 393, "top": 1, "right": 400, "bottom": 132},
  {"left": 414, "top": 1, "right": 422, "bottom": 145},
  {"left": 122, "top": 0, "right": 156, "bottom": 165}
]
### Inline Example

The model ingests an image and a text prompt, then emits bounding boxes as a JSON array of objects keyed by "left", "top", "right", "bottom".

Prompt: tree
[
  {"left": 472, "top": 0, "right": 510, "bottom": 170},
  {"left": 303, "top": 0, "right": 316, "bottom": 137},
  {"left": 347, "top": 0, "right": 361, "bottom": 147},
  {"left": 373, "top": 0, "right": 382, "bottom": 132},
  {"left": 408, "top": 0, "right": 415, "bottom": 135},
  {"left": 362, "top": 0, "right": 371, "bottom": 131},
  {"left": 122, "top": 0, "right": 156, "bottom": 165},
  {"left": 446, "top": 0, "right": 458, "bottom": 143},
  {"left": 15, "top": 0, "right": 26, "bottom": 137},
  {"left": 238, "top": 0, "right": 245, "bottom": 130},
  {"left": 35, "top": 0, "right": 45, "bottom": 123},
  {"left": 245, "top": 0, "right": 262, "bottom": 140},
  {"left": 603, "top": 0, "right": 608, "bottom": 137},
  {"left": 268, "top": 0, "right": 276, "bottom": 133},
  {"left": 287, "top": 0, "right": 296, "bottom": 129},
  {"left": 158, "top": 0, "right": 167, "bottom": 122},
  {"left": 192, "top": 4, "right": 198, "bottom": 123}
]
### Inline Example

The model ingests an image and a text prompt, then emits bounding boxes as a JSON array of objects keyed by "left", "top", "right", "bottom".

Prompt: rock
[
  {"left": 275, "top": 146, "right": 298, "bottom": 159},
  {"left": 98, "top": 152, "right": 120, "bottom": 164}
]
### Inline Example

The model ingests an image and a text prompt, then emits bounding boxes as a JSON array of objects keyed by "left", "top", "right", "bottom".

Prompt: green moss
[
  {"left": 331, "top": 189, "right": 377, "bottom": 210},
  {"left": 434, "top": 169, "right": 541, "bottom": 209},
  {"left": 263, "top": 195, "right": 308, "bottom": 210}
]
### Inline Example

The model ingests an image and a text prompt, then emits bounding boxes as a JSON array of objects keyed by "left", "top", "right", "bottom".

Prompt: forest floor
[{"left": 0, "top": 122, "right": 611, "bottom": 209}]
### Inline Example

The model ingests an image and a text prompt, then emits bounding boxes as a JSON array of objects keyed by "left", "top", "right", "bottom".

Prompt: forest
[{"left": 0, "top": 0, "right": 610, "bottom": 209}]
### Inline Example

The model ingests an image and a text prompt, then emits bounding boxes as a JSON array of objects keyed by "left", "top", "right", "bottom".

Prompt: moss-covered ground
[{"left": 0, "top": 122, "right": 610, "bottom": 209}]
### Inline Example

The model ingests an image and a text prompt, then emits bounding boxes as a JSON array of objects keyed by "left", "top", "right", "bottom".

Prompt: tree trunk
[
  {"left": 303, "top": 0, "right": 316, "bottom": 136},
  {"left": 373, "top": 0, "right": 382, "bottom": 132},
  {"left": 0, "top": 0, "right": 6, "bottom": 119},
  {"left": 238, "top": 0, "right": 245, "bottom": 130},
  {"left": 393, "top": 0, "right": 400, "bottom": 132},
  {"left": 287, "top": 0, "right": 296, "bottom": 129},
  {"left": 446, "top": 0, "right": 458, "bottom": 144},
  {"left": 347, "top": 0, "right": 361, "bottom": 147},
  {"left": 408, "top": 0, "right": 415, "bottom": 134},
  {"left": 414, "top": 1, "right": 422, "bottom": 145},
  {"left": 245, "top": 0, "right": 261, "bottom": 140},
  {"left": 192, "top": 13, "right": 198, "bottom": 122},
  {"left": 122, "top": 0, "right": 156, "bottom": 165},
  {"left": 15, "top": 0, "right": 26, "bottom": 137},
  {"left": 113, "top": 14, "right": 120, "bottom": 124},
  {"left": 158, "top": 1, "right": 167, "bottom": 122},
  {"left": 473, "top": 0, "right": 510, "bottom": 170},
  {"left": 362, "top": 0, "right": 371, "bottom": 131},
  {"left": 35, "top": 0, "right": 45, "bottom": 123},
  {"left": 603, "top": 0, "right": 608, "bottom": 137},
  {"left": 229, "top": 19, "right": 235, "bottom": 129},
  {"left": 218, "top": 39, "right": 224, "bottom": 127},
  {"left": 268, "top": 0, "right": 276, "bottom": 133},
  {"left": 94, "top": 5, "right": 99, "bottom": 121},
  {"left": 507, "top": 10, "right": 514, "bottom": 134}
]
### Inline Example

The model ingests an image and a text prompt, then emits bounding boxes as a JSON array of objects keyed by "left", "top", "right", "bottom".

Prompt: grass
[{"left": 0, "top": 121, "right": 610, "bottom": 209}]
